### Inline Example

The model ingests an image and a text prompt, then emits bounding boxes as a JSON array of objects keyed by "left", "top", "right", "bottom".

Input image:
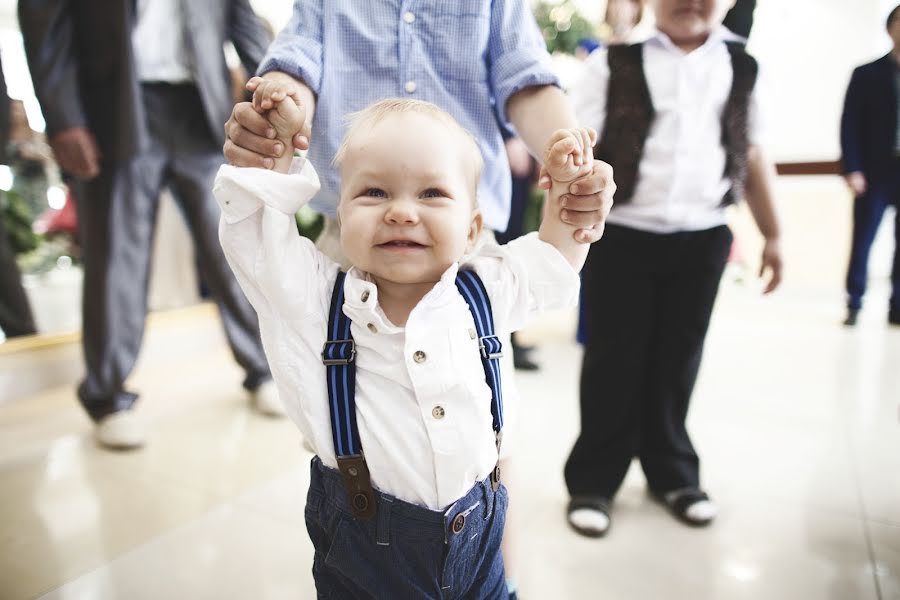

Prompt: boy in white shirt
[
  {"left": 215, "top": 85, "right": 596, "bottom": 597},
  {"left": 564, "top": 0, "right": 783, "bottom": 537}
]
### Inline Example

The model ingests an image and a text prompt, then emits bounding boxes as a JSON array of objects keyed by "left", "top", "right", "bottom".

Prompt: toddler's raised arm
[{"left": 538, "top": 127, "right": 598, "bottom": 271}]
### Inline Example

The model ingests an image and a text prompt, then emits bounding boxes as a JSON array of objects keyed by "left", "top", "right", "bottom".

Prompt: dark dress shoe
[
  {"left": 511, "top": 333, "right": 539, "bottom": 371},
  {"left": 843, "top": 308, "right": 860, "bottom": 326},
  {"left": 889, "top": 310, "right": 900, "bottom": 326}
]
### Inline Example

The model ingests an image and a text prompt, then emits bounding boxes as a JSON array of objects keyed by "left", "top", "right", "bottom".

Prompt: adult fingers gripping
[
  {"left": 227, "top": 104, "right": 286, "bottom": 157},
  {"left": 223, "top": 139, "right": 276, "bottom": 170}
]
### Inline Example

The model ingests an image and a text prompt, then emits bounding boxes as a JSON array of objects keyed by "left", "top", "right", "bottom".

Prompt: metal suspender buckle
[
  {"left": 336, "top": 454, "right": 377, "bottom": 520},
  {"left": 321, "top": 339, "right": 356, "bottom": 365},
  {"left": 491, "top": 431, "right": 503, "bottom": 491},
  {"left": 479, "top": 335, "right": 504, "bottom": 360}
]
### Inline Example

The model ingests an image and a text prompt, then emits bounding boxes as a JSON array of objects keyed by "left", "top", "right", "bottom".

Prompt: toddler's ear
[{"left": 466, "top": 207, "right": 484, "bottom": 251}]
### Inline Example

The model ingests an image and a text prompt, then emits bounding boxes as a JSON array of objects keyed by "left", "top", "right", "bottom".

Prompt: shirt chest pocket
[{"left": 423, "top": 0, "right": 491, "bottom": 82}]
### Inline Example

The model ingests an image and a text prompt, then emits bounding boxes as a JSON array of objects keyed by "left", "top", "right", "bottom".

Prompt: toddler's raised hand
[
  {"left": 543, "top": 127, "right": 597, "bottom": 183},
  {"left": 248, "top": 76, "right": 306, "bottom": 141}
]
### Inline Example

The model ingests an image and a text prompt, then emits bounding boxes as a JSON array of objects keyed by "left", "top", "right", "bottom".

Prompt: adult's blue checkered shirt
[{"left": 257, "top": 0, "right": 559, "bottom": 232}]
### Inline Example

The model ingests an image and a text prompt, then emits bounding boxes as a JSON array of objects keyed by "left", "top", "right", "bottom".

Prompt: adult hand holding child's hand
[
  {"left": 541, "top": 127, "right": 614, "bottom": 244},
  {"left": 224, "top": 72, "right": 312, "bottom": 169}
]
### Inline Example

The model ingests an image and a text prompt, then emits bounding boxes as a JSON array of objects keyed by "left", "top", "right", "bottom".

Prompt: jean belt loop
[{"left": 376, "top": 494, "right": 392, "bottom": 546}]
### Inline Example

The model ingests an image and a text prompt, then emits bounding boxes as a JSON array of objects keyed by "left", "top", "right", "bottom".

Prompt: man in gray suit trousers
[{"left": 18, "top": 0, "right": 279, "bottom": 449}]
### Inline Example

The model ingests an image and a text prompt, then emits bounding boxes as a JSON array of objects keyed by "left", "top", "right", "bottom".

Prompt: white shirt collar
[
  {"left": 648, "top": 25, "right": 740, "bottom": 56},
  {"left": 341, "top": 262, "right": 462, "bottom": 332}
]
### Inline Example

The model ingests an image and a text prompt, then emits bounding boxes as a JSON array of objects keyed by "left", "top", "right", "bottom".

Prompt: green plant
[
  {"left": 0, "top": 189, "right": 42, "bottom": 254},
  {"left": 533, "top": 1, "right": 597, "bottom": 55}
]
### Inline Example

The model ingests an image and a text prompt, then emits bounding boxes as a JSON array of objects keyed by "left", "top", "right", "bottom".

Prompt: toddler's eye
[
  {"left": 422, "top": 188, "right": 446, "bottom": 199},
  {"left": 365, "top": 188, "right": 387, "bottom": 198}
]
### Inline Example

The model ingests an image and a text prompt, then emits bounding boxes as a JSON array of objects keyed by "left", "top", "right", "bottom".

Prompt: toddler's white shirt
[{"left": 215, "top": 158, "right": 579, "bottom": 510}]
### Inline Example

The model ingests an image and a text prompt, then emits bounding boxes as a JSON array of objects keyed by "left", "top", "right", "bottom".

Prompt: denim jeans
[{"left": 305, "top": 457, "right": 508, "bottom": 599}]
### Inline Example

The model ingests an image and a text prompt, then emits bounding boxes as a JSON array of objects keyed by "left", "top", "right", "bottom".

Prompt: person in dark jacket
[{"left": 840, "top": 4, "right": 900, "bottom": 327}]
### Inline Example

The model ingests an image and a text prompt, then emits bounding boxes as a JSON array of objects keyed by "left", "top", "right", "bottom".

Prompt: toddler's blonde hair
[{"left": 333, "top": 98, "right": 484, "bottom": 196}]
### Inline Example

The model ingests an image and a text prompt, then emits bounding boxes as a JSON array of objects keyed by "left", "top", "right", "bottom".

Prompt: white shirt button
[
  {"left": 403, "top": 11, "right": 415, "bottom": 23},
  {"left": 405, "top": 81, "right": 417, "bottom": 94},
  {"left": 361, "top": 291, "right": 370, "bottom": 302},
  {"left": 367, "top": 323, "right": 378, "bottom": 333},
  {"left": 432, "top": 406, "right": 445, "bottom": 419},
  {"left": 413, "top": 350, "right": 426, "bottom": 363}
]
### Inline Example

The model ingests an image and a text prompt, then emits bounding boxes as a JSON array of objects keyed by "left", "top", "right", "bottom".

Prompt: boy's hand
[
  {"left": 543, "top": 127, "right": 597, "bottom": 183},
  {"left": 760, "top": 238, "right": 783, "bottom": 294}
]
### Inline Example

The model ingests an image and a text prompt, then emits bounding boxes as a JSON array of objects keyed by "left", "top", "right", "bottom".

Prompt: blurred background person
[
  {"left": 840, "top": 3, "right": 900, "bottom": 327},
  {"left": 17, "top": 0, "right": 276, "bottom": 450},
  {"left": 597, "top": 0, "right": 644, "bottom": 44},
  {"left": 0, "top": 51, "right": 37, "bottom": 339},
  {"left": 497, "top": 134, "right": 542, "bottom": 371}
]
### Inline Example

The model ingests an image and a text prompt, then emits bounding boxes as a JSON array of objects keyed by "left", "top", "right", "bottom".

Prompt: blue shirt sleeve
[
  {"left": 487, "top": 0, "right": 560, "bottom": 130},
  {"left": 256, "top": 0, "right": 323, "bottom": 95}
]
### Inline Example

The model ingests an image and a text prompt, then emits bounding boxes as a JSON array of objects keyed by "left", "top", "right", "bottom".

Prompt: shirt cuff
[
  {"left": 214, "top": 157, "right": 321, "bottom": 224},
  {"left": 502, "top": 231, "right": 581, "bottom": 312}
]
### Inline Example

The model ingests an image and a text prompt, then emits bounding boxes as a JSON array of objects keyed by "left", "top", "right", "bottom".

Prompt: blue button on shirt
[{"left": 257, "top": 0, "right": 559, "bottom": 232}]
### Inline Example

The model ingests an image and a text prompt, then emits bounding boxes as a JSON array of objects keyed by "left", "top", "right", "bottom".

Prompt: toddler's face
[
  {"left": 650, "top": 0, "right": 735, "bottom": 44},
  {"left": 337, "top": 113, "right": 482, "bottom": 287}
]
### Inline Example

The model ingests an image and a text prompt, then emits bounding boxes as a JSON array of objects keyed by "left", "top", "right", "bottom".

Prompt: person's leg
[
  {"left": 638, "top": 226, "right": 731, "bottom": 523},
  {"left": 0, "top": 216, "right": 37, "bottom": 337},
  {"left": 160, "top": 84, "right": 272, "bottom": 393},
  {"left": 889, "top": 171, "right": 900, "bottom": 323},
  {"left": 846, "top": 186, "right": 890, "bottom": 316},
  {"left": 75, "top": 152, "right": 167, "bottom": 423},
  {"left": 564, "top": 226, "right": 658, "bottom": 511}
]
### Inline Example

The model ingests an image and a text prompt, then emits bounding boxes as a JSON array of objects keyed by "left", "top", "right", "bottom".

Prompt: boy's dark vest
[{"left": 596, "top": 41, "right": 758, "bottom": 206}]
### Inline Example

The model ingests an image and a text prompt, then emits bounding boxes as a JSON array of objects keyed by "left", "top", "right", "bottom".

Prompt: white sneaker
[
  {"left": 250, "top": 381, "right": 285, "bottom": 417},
  {"left": 95, "top": 410, "right": 146, "bottom": 450}
]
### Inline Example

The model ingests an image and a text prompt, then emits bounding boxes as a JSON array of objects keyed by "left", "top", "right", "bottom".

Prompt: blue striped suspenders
[
  {"left": 454, "top": 270, "right": 504, "bottom": 492},
  {"left": 322, "top": 269, "right": 504, "bottom": 520}
]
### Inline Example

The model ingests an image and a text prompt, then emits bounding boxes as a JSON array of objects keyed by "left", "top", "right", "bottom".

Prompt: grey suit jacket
[{"left": 18, "top": 0, "right": 271, "bottom": 162}]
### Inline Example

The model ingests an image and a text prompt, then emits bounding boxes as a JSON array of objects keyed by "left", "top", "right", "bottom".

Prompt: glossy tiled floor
[{"left": 0, "top": 177, "right": 898, "bottom": 599}]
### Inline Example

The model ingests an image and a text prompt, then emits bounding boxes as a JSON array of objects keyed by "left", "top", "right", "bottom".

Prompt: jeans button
[{"left": 451, "top": 513, "right": 466, "bottom": 534}]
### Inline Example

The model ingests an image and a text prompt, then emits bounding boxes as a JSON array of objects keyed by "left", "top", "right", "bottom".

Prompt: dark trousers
[
  {"left": 75, "top": 83, "right": 270, "bottom": 421},
  {"left": 0, "top": 216, "right": 36, "bottom": 338},
  {"left": 845, "top": 166, "right": 900, "bottom": 312},
  {"left": 305, "top": 457, "right": 507, "bottom": 599},
  {"left": 565, "top": 224, "right": 732, "bottom": 499},
  {"left": 495, "top": 172, "right": 531, "bottom": 245}
]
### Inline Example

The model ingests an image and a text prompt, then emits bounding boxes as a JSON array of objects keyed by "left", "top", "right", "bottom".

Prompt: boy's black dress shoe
[
  {"left": 889, "top": 310, "right": 900, "bottom": 327},
  {"left": 511, "top": 334, "right": 539, "bottom": 371},
  {"left": 843, "top": 308, "right": 860, "bottom": 326}
]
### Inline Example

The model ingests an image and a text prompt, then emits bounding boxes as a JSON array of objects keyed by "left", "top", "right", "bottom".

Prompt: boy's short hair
[
  {"left": 333, "top": 98, "right": 484, "bottom": 195},
  {"left": 889, "top": 4, "right": 900, "bottom": 28}
]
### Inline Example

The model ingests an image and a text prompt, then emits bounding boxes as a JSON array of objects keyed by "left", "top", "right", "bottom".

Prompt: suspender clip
[
  {"left": 336, "top": 454, "right": 377, "bottom": 520},
  {"left": 491, "top": 431, "right": 503, "bottom": 491},
  {"left": 322, "top": 339, "right": 356, "bottom": 365},
  {"left": 479, "top": 334, "right": 504, "bottom": 360}
]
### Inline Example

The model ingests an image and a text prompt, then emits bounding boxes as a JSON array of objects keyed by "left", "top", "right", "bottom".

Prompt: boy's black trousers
[{"left": 564, "top": 223, "right": 732, "bottom": 499}]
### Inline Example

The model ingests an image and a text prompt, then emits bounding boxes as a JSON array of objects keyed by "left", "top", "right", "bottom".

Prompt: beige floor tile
[
  {"left": 0, "top": 442, "right": 223, "bottom": 600},
  {"left": 35, "top": 503, "right": 316, "bottom": 600},
  {"left": 870, "top": 521, "right": 900, "bottom": 600}
]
